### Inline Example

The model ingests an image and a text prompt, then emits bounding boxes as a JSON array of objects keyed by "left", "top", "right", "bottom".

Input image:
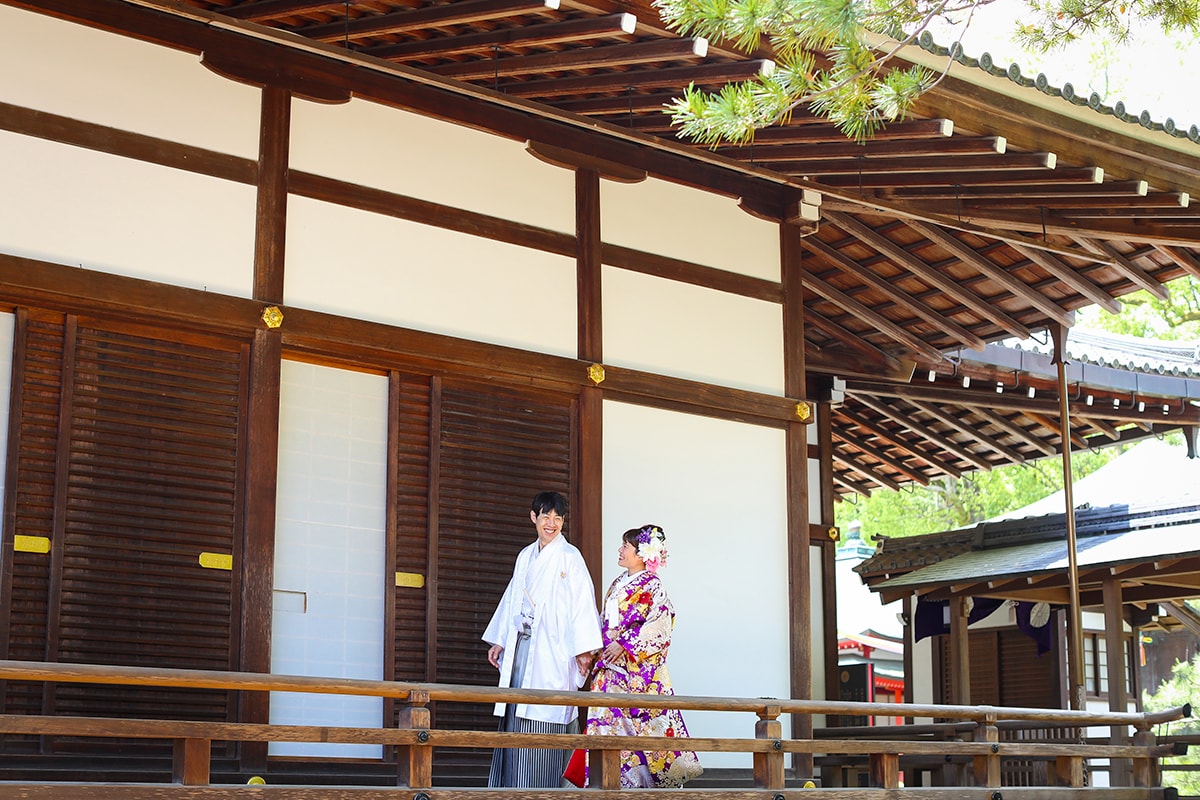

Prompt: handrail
[
  {"left": 0, "top": 660, "right": 1185, "bottom": 729},
  {"left": 0, "top": 658, "right": 1190, "bottom": 799}
]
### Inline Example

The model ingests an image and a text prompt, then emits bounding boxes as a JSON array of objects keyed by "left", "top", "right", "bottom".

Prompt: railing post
[
  {"left": 1131, "top": 725, "right": 1159, "bottom": 788},
  {"left": 973, "top": 714, "right": 1000, "bottom": 788},
  {"left": 591, "top": 745, "right": 622, "bottom": 790},
  {"left": 397, "top": 690, "right": 431, "bottom": 789},
  {"left": 753, "top": 704, "right": 785, "bottom": 790},
  {"left": 172, "top": 738, "right": 211, "bottom": 785},
  {"left": 869, "top": 751, "right": 900, "bottom": 789}
]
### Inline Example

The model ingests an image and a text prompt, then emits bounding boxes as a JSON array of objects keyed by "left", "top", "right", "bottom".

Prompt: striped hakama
[{"left": 488, "top": 630, "right": 577, "bottom": 788}]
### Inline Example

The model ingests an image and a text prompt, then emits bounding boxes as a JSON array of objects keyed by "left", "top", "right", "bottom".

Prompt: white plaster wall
[
  {"left": 271, "top": 361, "right": 389, "bottom": 758},
  {"left": 0, "top": 313, "right": 12, "bottom": 526},
  {"left": 0, "top": 5, "right": 260, "bottom": 157},
  {"left": 602, "top": 400, "right": 790, "bottom": 768},
  {"left": 290, "top": 98, "right": 575, "bottom": 233},
  {"left": 285, "top": 196, "right": 577, "bottom": 357},
  {"left": 602, "top": 178, "right": 780, "bottom": 280},
  {"left": 808, "top": 456, "right": 822, "bottom": 524},
  {"left": 0, "top": 132, "right": 255, "bottom": 295},
  {"left": 602, "top": 267, "right": 783, "bottom": 395}
]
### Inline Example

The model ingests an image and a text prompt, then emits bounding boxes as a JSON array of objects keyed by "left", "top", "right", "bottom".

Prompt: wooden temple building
[{"left": 1, "top": 0, "right": 1199, "bottom": 788}]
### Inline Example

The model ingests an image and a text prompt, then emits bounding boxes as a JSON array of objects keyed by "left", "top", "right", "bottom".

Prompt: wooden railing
[{"left": 0, "top": 659, "right": 1189, "bottom": 799}]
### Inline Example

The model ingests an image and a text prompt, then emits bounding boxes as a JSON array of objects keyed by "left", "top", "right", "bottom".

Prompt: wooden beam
[
  {"left": 724, "top": 117, "right": 954, "bottom": 146},
  {"left": 836, "top": 166, "right": 1103, "bottom": 190},
  {"left": 837, "top": 405, "right": 964, "bottom": 478},
  {"left": 886, "top": 180, "right": 1141, "bottom": 201},
  {"left": 527, "top": 140, "right": 647, "bottom": 183},
  {"left": 554, "top": 90, "right": 681, "bottom": 115},
  {"left": 499, "top": 59, "right": 775, "bottom": 97},
  {"left": 1008, "top": 242, "right": 1122, "bottom": 313},
  {"left": 800, "top": 272, "right": 948, "bottom": 362},
  {"left": 222, "top": 0, "right": 366, "bottom": 21},
  {"left": 851, "top": 395, "right": 994, "bottom": 472},
  {"left": 833, "top": 471, "right": 876, "bottom": 497},
  {"left": 431, "top": 38, "right": 709, "bottom": 80},
  {"left": 1024, "top": 410, "right": 1088, "bottom": 451},
  {"left": 1077, "top": 416, "right": 1122, "bottom": 441},
  {"left": 1072, "top": 238, "right": 1171, "bottom": 300},
  {"left": 833, "top": 452, "right": 903, "bottom": 491},
  {"left": 904, "top": 220, "right": 1073, "bottom": 327},
  {"left": 298, "top": 0, "right": 563, "bottom": 42},
  {"left": 726, "top": 136, "right": 1006, "bottom": 163},
  {"left": 772, "top": 152, "right": 1056, "bottom": 176},
  {"left": 844, "top": 378, "right": 1200, "bottom": 426},
  {"left": 825, "top": 211, "right": 1034, "bottom": 340},
  {"left": 832, "top": 427, "right": 932, "bottom": 486},
  {"left": 363, "top": 13, "right": 637, "bottom": 60},
  {"left": 1154, "top": 245, "right": 1200, "bottom": 280},
  {"left": 906, "top": 399, "right": 1028, "bottom": 464},
  {"left": 961, "top": 193, "right": 1188, "bottom": 212},
  {"left": 802, "top": 236, "right": 986, "bottom": 352},
  {"left": 973, "top": 407, "right": 1058, "bottom": 457}
]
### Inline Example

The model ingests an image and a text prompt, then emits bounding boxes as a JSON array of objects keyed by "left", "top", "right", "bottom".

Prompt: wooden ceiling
[{"left": 19, "top": 0, "right": 1200, "bottom": 497}]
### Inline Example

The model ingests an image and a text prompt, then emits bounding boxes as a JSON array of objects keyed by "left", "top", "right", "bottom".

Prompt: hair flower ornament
[{"left": 636, "top": 524, "right": 668, "bottom": 574}]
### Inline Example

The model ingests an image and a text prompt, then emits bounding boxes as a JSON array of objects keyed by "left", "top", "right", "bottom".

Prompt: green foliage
[
  {"left": 653, "top": 0, "right": 1200, "bottom": 143},
  {"left": 835, "top": 445, "right": 1127, "bottom": 544},
  {"left": 1143, "top": 644, "right": 1200, "bottom": 795},
  {"left": 1014, "top": 0, "right": 1200, "bottom": 51},
  {"left": 1077, "top": 277, "right": 1200, "bottom": 339}
]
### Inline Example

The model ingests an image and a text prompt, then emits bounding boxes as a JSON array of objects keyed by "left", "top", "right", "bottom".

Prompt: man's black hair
[{"left": 530, "top": 491, "right": 568, "bottom": 516}]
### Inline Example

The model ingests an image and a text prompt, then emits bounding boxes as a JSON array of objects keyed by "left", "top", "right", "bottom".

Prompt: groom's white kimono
[{"left": 483, "top": 533, "right": 602, "bottom": 724}]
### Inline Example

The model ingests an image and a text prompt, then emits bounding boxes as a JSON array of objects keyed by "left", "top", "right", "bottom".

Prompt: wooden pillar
[
  {"left": 783, "top": 220, "right": 813, "bottom": 777},
  {"left": 574, "top": 167, "right": 604, "bottom": 583},
  {"left": 1104, "top": 575, "right": 1130, "bottom": 785},
  {"left": 903, "top": 594, "right": 916, "bottom": 706},
  {"left": 239, "top": 84, "right": 291, "bottom": 768},
  {"left": 948, "top": 596, "right": 970, "bottom": 706},
  {"left": 819, "top": 400, "right": 839, "bottom": 732}
]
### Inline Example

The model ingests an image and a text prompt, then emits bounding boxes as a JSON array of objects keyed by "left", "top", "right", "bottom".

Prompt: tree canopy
[
  {"left": 834, "top": 444, "right": 1127, "bottom": 545},
  {"left": 654, "top": 0, "right": 1200, "bottom": 142},
  {"left": 1143, "top": 640, "right": 1200, "bottom": 796}
]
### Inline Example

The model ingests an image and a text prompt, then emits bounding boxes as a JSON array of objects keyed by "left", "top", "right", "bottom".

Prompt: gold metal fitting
[
  {"left": 587, "top": 363, "right": 606, "bottom": 385},
  {"left": 261, "top": 305, "right": 284, "bottom": 329},
  {"left": 794, "top": 401, "right": 813, "bottom": 422},
  {"left": 828, "top": 526, "right": 839, "bottom": 541}
]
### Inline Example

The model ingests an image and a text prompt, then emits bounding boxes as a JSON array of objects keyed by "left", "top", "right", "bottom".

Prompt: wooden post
[
  {"left": 870, "top": 752, "right": 900, "bottom": 789},
  {"left": 1048, "top": 754, "right": 1086, "bottom": 787},
  {"left": 591, "top": 746, "right": 622, "bottom": 790},
  {"left": 753, "top": 705, "right": 786, "bottom": 790},
  {"left": 949, "top": 596, "right": 971, "bottom": 706},
  {"left": 972, "top": 716, "right": 1000, "bottom": 788},
  {"left": 1104, "top": 575, "right": 1130, "bottom": 786},
  {"left": 1052, "top": 324, "right": 1086, "bottom": 711},
  {"left": 172, "top": 738, "right": 211, "bottom": 785},
  {"left": 1131, "top": 727, "right": 1159, "bottom": 788},
  {"left": 397, "top": 690, "right": 432, "bottom": 788},
  {"left": 783, "top": 219, "right": 813, "bottom": 780}
]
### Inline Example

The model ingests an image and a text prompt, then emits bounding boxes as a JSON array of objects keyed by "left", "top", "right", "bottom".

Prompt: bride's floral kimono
[{"left": 584, "top": 569, "right": 703, "bottom": 788}]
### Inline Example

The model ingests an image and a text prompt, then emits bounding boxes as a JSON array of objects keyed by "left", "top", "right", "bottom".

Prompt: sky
[{"left": 924, "top": 2, "right": 1200, "bottom": 132}]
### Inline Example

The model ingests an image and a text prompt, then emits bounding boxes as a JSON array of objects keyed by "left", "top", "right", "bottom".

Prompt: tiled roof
[
  {"left": 1002, "top": 329, "right": 1200, "bottom": 378},
  {"left": 916, "top": 32, "right": 1200, "bottom": 145}
]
